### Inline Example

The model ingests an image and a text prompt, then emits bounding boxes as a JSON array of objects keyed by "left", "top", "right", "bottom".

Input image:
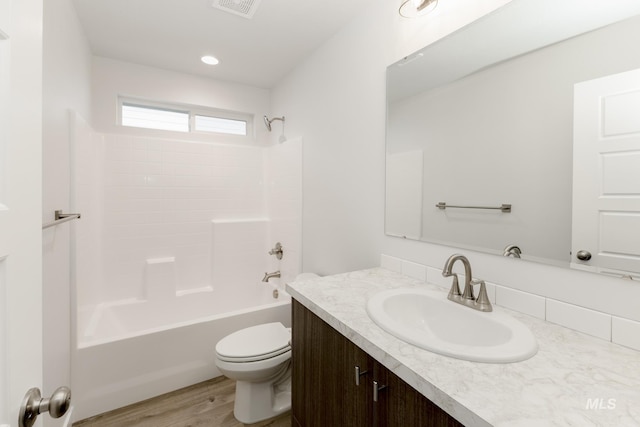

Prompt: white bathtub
[{"left": 73, "top": 283, "right": 291, "bottom": 421}]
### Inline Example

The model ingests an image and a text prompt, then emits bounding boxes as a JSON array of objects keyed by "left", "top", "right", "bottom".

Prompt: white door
[
  {"left": 0, "top": 0, "right": 44, "bottom": 425},
  {"left": 572, "top": 68, "right": 640, "bottom": 278}
]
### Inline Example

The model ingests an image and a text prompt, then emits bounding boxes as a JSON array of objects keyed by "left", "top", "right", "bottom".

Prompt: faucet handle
[
  {"left": 268, "top": 242, "right": 284, "bottom": 259},
  {"left": 471, "top": 279, "right": 493, "bottom": 312}
]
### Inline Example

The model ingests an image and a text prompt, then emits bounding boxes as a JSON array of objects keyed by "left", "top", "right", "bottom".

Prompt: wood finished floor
[{"left": 73, "top": 377, "right": 291, "bottom": 427}]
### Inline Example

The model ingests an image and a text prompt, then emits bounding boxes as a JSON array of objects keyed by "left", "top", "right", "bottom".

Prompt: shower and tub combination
[{"left": 70, "top": 112, "right": 302, "bottom": 421}]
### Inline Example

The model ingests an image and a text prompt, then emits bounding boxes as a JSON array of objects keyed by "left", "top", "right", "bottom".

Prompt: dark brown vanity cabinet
[{"left": 292, "top": 300, "right": 464, "bottom": 427}]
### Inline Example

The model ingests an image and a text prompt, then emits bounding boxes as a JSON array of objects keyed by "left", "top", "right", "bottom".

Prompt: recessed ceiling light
[
  {"left": 399, "top": 0, "right": 438, "bottom": 18},
  {"left": 201, "top": 55, "right": 220, "bottom": 65}
]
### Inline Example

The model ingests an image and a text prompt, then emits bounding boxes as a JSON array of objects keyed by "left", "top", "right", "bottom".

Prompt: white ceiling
[{"left": 73, "top": 0, "right": 370, "bottom": 89}]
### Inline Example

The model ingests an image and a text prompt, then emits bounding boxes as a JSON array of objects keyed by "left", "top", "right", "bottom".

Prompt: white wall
[
  {"left": 92, "top": 56, "right": 271, "bottom": 145},
  {"left": 271, "top": 0, "right": 511, "bottom": 276},
  {"left": 270, "top": 5, "right": 388, "bottom": 276},
  {"left": 42, "top": 0, "right": 92, "bottom": 424},
  {"left": 272, "top": 0, "right": 640, "bottom": 323}
]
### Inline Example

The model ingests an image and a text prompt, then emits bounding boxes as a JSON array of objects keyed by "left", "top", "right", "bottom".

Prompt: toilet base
[{"left": 233, "top": 371, "right": 291, "bottom": 424}]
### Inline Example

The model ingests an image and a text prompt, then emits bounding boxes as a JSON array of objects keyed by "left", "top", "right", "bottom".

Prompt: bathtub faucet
[{"left": 262, "top": 271, "right": 281, "bottom": 283}]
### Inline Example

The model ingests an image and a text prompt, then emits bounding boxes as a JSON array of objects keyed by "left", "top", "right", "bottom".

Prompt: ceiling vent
[{"left": 210, "top": 0, "right": 263, "bottom": 19}]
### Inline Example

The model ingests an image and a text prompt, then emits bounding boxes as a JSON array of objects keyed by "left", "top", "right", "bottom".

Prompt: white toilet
[{"left": 215, "top": 322, "right": 292, "bottom": 424}]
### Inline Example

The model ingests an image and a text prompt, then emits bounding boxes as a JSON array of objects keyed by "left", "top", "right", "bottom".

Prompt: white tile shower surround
[
  {"left": 264, "top": 140, "right": 303, "bottom": 282},
  {"left": 381, "top": 254, "right": 640, "bottom": 352},
  {"left": 211, "top": 219, "right": 270, "bottom": 288},
  {"left": 72, "top": 112, "right": 105, "bottom": 308},
  {"left": 101, "top": 135, "right": 265, "bottom": 301},
  {"left": 287, "top": 269, "right": 640, "bottom": 427},
  {"left": 75, "top": 131, "right": 302, "bottom": 306}
]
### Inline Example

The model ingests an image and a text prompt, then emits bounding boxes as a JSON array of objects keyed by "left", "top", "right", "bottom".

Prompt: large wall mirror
[{"left": 386, "top": 0, "right": 640, "bottom": 277}]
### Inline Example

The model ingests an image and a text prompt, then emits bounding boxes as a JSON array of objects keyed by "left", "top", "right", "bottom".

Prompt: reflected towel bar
[
  {"left": 42, "top": 210, "right": 81, "bottom": 229},
  {"left": 436, "top": 202, "right": 512, "bottom": 213}
]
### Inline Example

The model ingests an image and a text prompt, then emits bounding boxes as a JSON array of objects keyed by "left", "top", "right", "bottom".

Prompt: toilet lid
[{"left": 216, "top": 322, "right": 291, "bottom": 361}]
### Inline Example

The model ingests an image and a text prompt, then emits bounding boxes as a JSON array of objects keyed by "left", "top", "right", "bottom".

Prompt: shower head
[{"left": 263, "top": 115, "right": 285, "bottom": 132}]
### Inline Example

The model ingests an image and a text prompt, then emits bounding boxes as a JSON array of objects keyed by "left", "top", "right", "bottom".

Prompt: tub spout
[{"left": 262, "top": 271, "right": 281, "bottom": 282}]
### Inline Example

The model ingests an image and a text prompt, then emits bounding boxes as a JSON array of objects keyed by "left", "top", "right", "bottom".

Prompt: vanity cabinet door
[
  {"left": 292, "top": 300, "right": 372, "bottom": 427},
  {"left": 371, "top": 363, "right": 464, "bottom": 427}
]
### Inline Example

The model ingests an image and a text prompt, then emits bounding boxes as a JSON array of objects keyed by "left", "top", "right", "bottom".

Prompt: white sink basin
[{"left": 366, "top": 288, "right": 538, "bottom": 363}]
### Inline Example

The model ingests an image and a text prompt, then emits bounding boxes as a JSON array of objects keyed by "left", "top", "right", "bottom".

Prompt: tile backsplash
[
  {"left": 381, "top": 254, "right": 640, "bottom": 353},
  {"left": 546, "top": 299, "right": 611, "bottom": 341},
  {"left": 494, "top": 286, "right": 546, "bottom": 320}
]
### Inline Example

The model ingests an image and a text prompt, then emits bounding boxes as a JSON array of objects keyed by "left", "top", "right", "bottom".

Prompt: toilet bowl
[{"left": 215, "top": 322, "right": 292, "bottom": 424}]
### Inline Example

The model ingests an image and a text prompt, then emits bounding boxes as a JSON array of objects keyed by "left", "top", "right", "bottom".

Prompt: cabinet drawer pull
[
  {"left": 373, "top": 380, "right": 387, "bottom": 402},
  {"left": 354, "top": 366, "right": 369, "bottom": 386}
]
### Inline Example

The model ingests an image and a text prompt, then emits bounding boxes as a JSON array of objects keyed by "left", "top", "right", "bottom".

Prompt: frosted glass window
[
  {"left": 121, "top": 103, "right": 189, "bottom": 132},
  {"left": 195, "top": 115, "right": 247, "bottom": 136},
  {"left": 119, "top": 98, "right": 253, "bottom": 141}
]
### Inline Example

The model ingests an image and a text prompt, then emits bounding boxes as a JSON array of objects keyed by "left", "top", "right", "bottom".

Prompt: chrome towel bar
[
  {"left": 42, "top": 210, "right": 81, "bottom": 229},
  {"left": 436, "top": 202, "right": 512, "bottom": 213}
]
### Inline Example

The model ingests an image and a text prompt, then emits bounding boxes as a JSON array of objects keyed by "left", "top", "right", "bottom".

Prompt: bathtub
[{"left": 73, "top": 282, "right": 291, "bottom": 421}]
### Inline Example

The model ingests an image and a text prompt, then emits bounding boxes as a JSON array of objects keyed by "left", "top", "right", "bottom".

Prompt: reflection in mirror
[{"left": 385, "top": 0, "right": 640, "bottom": 276}]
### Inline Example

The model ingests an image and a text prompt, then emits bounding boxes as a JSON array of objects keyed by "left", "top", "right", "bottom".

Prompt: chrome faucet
[
  {"left": 442, "top": 254, "right": 492, "bottom": 312},
  {"left": 503, "top": 244, "right": 522, "bottom": 258},
  {"left": 262, "top": 270, "right": 281, "bottom": 282}
]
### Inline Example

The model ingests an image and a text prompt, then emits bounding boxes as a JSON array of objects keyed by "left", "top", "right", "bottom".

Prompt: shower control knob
[
  {"left": 576, "top": 250, "right": 592, "bottom": 261},
  {"left": 268, "top": 242, "right": 284, "bottom": 260}
]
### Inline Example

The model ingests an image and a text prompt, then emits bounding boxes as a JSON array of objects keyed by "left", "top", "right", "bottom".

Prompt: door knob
[
  {"left": 19, "top": 386, "right": 71, "bottom": 427},
  {"left": 576, "top": 250, "right": 592, "bottom": 261}
]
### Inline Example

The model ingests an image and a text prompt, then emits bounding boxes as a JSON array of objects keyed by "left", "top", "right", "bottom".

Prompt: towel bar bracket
[
  {"left": 42, "top": 210, "right": 81, "bottom": 229},
  {"left": 54, "top": 210, "right": 81, "bottom": 221}
]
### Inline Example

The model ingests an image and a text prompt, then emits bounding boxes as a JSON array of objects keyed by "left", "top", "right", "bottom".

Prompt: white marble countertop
[{"left": 285, "top": 268, "right": 640, "bottom": 427}]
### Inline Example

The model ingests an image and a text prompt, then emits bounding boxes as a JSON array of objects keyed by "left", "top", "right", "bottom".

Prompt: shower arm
[{"left": 263, "top": 115, "right": 285, "bottom": 132}]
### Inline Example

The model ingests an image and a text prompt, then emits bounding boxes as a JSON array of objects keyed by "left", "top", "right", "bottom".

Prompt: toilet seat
[
  {"left": 216, "top": 322, "right": 291, "bottom": 363},
  {"left": 217, "top": 347, "right": 291, "bottom": 363}
]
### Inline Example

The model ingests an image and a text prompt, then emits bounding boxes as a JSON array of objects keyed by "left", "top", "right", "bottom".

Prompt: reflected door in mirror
[{"left": 572, "top": 67, "right": 640, "bottom": 278}]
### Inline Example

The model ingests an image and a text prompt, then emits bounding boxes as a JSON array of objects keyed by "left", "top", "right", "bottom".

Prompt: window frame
[{"left": 118, "top": 97, "right": 254, "bottom": 142}]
